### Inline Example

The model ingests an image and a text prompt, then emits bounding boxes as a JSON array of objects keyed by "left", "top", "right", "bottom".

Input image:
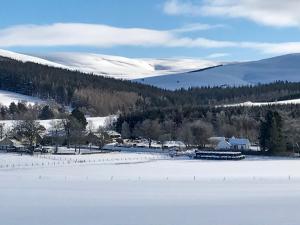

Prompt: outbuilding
[{"left": 0, "top": 137, "right": 26, "bottom": 152}]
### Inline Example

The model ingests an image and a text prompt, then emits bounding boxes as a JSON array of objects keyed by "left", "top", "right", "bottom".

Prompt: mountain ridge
[{"left": 135, "top": 53, "right": 300, "bottom": 89}]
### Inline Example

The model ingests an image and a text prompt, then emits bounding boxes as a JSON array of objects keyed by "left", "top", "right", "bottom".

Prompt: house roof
[
  {"left": 216, "top": 140, "right": 231, "bottom": 149},
  {"left": 0, "top": 137, "right": 24, "bottom": 147},
  {"left": 228, "top": 137, "right": 250, "bottom": 145},
  {"left": 106, "top": 130, "right": 121, "bottom": 137}
]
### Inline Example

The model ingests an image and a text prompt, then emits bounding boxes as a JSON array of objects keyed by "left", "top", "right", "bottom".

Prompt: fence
[{"left": 0, "top": 153, "right": 171, "bottom": 170}]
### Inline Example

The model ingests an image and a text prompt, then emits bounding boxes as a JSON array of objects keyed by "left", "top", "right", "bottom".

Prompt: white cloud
[
  {"left": 0, "top": 23, "right": 173, "bottom": 47},
  {"left": 163, "top": 0, "right": 300, "bottom": 27},
  {"left": 1, "top": 23, "right": 300, "bottom": 55},
  {"left": 171, "top": 23, "right": 226, "bottom": 33},
  {"left": 163, "top": 0, "right": 202, "bottom": 15},
  {"left": 0, "top": 23, "right": 234, "bottom": 49},
  {"left": 206, "top": 53, "right": 231, "bottom": 58},
  {"left": 240, "top": 42, "right": 300, "bottom": 54}
]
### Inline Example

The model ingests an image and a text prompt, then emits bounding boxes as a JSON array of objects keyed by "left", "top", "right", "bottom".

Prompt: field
[{"left": 1, "top": 152, "right": 300, "bottom": 225}]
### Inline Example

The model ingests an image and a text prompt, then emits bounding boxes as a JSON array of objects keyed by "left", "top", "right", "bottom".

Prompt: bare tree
[{"left": 13, "top": 119, "right": 45, "bottom": 151}]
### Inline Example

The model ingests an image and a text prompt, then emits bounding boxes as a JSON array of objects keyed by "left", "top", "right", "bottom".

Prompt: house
[
  {"left": 228, "top": 137, "right": 251, "bottom": 150},
  {"left": 216, "top": 140, "right": 231, "bottom": 150},
  {"left": 0, "top": 137, "right": 26, "bottom": 152},
  {"left": 105, "top": 130, "right": 121, "bottom": 139}
]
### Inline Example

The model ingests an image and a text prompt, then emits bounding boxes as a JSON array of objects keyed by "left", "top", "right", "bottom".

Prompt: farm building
[{"left": 0, "top": 137, "right": 26, "bottom": 152}]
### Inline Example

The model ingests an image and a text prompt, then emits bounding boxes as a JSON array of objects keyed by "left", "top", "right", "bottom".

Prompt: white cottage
[{"left": 228, "top": 137, "right": 251, "bottom": 150}]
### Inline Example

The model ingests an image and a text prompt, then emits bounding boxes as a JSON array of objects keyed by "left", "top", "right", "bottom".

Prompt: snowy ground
[
  {"left": 0, "top": 89, "right": 45, "bottom": 107},
  {"left": 222, "top": 99, "right": 300, "bottom": 107},
  {"left": 1, "top": 152, "right": 300, "bottom": 225}
]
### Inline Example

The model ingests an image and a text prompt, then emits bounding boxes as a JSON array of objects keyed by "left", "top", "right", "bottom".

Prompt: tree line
[{"left": 116, "top": 104, "right": 300, "bottom": 155}]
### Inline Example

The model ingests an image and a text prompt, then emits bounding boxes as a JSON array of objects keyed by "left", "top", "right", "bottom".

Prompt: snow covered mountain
[
  {"left": 0, "top": 49, "right": 219, "bottom": 80},
  {"left": 136, "top": 54, "right": 300, "bottom": 90},
  {"left": 36, "top": 52, "right": 219, "bottom": 79}
]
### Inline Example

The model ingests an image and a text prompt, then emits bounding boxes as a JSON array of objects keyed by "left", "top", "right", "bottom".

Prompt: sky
[{"left": 1, "top": 0, "right": 300, "bottom": 61}]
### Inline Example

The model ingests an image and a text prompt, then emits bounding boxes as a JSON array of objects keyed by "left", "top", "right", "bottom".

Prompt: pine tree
[
  {"left": 71, "top": 108, "right": 88, "bottom": 129},
  {"left": 259, "top": 111, "right": 285, "bottom": 154},
  {"left": 39, "top": 105, "right": 54, "bottom": 120}
]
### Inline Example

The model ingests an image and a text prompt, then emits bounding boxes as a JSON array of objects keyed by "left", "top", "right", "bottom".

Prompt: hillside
[
  {"left": 0, "top": 49, "right": 219, "bottom": 80},
  {"left": 136, "top": 54, "right": 300, "bottom": 89},
  {"left": 0, "top": 56, "right": 175, "bottom": 116},
  {"left": 37, "top": 52, "right": 219, "bottom": 79}
]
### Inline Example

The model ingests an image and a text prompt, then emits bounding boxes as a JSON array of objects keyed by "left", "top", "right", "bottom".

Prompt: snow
[
  {"left": 0, "top": 49, "right": 219, "bottom": 80},
  {"left": 0, "top": 152, "right": 300, "bottom": 225},
  {"left": 37, "top": 52, "right": 219, "bottom": 79},
  {"left": 0, "top": 49, "right": 69, "bottom": 69},
  {"left": 222, "top": 98, "right": 300, "bottom": 107},
  {"left": 0, "top": 89, "right": 45, "bottom": 107},
  {"left": 137, "top": 54, "right": 300, "bottom": 89},
  {"left": 0, "top": 116, "right": 113, "bottom": 132}
]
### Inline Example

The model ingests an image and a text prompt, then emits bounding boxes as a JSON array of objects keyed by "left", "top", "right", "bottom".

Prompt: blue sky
[{"left": 1, "top": 0, "right": 300, "bottom": 61}]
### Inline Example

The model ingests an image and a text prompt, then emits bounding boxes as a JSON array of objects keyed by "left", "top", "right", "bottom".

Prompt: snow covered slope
[
  {"left": 0, "top": 49, "right": 68, "bottom": 69},
  {"left": 0, "top": 90, "right": 45, "bottom": 107},
  {"left": 37, "top": 52, "right": 219, "bottom": 79},
  {"left": 136, "top": 54, "right": 300, "bottom": 89},
  {"left": 0, "top": 49, "right": 219, "bottom": 80}
]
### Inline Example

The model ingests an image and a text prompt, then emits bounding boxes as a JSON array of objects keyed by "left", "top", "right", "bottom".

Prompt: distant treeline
[{"left": 116, "top": 104, "right": 300, "bottom": 155}]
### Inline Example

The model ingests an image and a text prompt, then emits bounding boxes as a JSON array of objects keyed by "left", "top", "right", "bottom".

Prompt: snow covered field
[
  {"left": 0, "top": 89, "right": 45, "bottom": 107},
  {"left": 1, "top": 152, "right": 300, "bottom": 225}
]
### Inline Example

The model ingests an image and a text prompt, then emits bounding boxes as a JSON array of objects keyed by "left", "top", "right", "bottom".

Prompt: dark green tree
[
  {"left": 39, "top": 105, "right": 55, "bottom": 120},
  {"left": 9, "top": 102, "right": 18, "bottom": 115},
  {"left": 259, "top": 110, "right": 286, "bottom": 154},
  {"left": 71, "top": 108, "right": 88, "bottom": 129}
]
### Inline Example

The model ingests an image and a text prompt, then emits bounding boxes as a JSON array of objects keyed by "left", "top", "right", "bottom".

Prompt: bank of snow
[{"left": 0, "top": 90, "right": 45, "bottom": 107}]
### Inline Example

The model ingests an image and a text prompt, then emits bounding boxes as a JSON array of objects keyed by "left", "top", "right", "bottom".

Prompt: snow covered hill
[
  {"left": 136, "top": 54, "right": 300, "bottom": 89},
  {"left": 0, "top": 49, "right": 68, "bottom": 69},
  {"left": 36, "top": 52, "right": 219, "bottom": 79},
  {"left": 0, "top": 49, "right": 219, "bottom": 80}
]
